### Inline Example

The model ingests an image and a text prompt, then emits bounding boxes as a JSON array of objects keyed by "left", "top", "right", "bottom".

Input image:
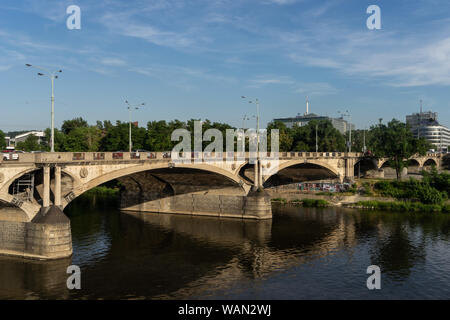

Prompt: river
[{"left": 0, "top": 195, "right": 449, "bottom": 299}]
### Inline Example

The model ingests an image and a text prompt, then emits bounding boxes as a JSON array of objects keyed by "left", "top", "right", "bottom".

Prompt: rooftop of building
[{"left": 14, "top": 131, "right": 45, "bottom": 140}]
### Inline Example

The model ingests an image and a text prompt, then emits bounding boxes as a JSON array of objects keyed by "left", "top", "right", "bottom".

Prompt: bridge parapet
[{"left": 3, "top": 151, "right": 365, "bottom": 165}]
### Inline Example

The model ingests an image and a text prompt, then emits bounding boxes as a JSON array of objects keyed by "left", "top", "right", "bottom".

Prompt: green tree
[
  {"left": 369, "top": 119, "right": 428, "bottom": 180},
  {"left": 349, "top": 129, "right": 373, "bottom": 153},
  {"left": 99, "top": 121, "right": 147, "bottom": 151},
  {"left": 43, "top": 128, "right": 65, "bottom": 151},
  {"left": 61, "top": 117, "right": 89, "bottom": 135},
  {"left": 267, "top": 121, "right": 293, "bottom": 152},
  {"left": 15, "top": 135, "right": 43, "bottom": 151},
  {"left": 0, "top": 130, "right": 6, "bottom": 149},
  {"left": 63, "top": 126, "right": 102, "bottom": 152},
  {"left": 290, "top": 119, "right": 346, "bottom": 152}
]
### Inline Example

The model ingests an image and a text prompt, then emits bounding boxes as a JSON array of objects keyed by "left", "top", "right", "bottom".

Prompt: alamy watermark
[
  {"left": 367, "top": 5, "right": 381, "bottom": 30},
  {"left": 66, "top": 5, "right": 81, "bottom": 30},
  {"left": 169, "top": 120, "right": 280, "bottom": 173},
  {"left": 366, "top": 265, "right": 381, "bottom": 290},
  {"left": 67, "top": 265, "right": 81, "bottom": 290}
]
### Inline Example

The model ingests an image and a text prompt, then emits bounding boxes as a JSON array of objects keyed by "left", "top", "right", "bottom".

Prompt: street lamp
[
  {"left": 26, "top": 64, "right": 62, "bottom": 152},
  {"left": 242, "top": 114, "right": 250, "bottom": 130},
  {"left": 241, "top": 96, "right": 261, "bottom": 189},
  {"left": 125, "top": 101, "right": 145, "bottom": 153},
  {"left": 338, "top": 110, "right": 352, "bottom": 152}
]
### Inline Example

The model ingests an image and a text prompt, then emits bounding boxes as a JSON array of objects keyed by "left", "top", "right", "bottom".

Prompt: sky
[{"left": 0, "top": 0, "right": 450, "bottom": 132}]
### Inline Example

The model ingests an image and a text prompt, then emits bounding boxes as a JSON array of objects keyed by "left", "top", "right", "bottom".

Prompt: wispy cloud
[
  {"left": 283, "top": 22, "right": 450, "bottom": 87},
  {"left": 249, "top": 75, "right": 337, "bottom": 96},
  {"left": 100, "top": 57, "right": 127, "bottom": 67}
]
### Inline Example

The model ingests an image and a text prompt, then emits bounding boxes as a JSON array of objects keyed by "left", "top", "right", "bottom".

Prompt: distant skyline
[{"left": 1, "top": 0, "right": 450, "bottom": 132}]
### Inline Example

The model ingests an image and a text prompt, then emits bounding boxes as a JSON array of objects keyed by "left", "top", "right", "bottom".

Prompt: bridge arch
[
  {"left": 354, "top": 158, "right": 378, "bottom": 177},
  {"left": 423, "top": 158, "right": 438, "bottom": 167},
  {"left": 0, "top": 168, "right": 42, "bottom": 221},
  {"left": 263, "top": 159, "right": 340, "bottom": 187},
  {"left": 62, "top": 162, "right": 250, "bottom": 208},
  {"left": 0, "top": 167, "right": 39, "bottom": 195}
]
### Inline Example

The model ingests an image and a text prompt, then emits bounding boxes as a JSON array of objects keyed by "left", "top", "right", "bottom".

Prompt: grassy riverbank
[
  {"left": 352, "top": 200, "right": 450, "bottom": 212},
  {"left": 271, "top": 198, "right": 329, "bottom": 207},
  {"left": 271, "top": 169, "right": 450, "bottom": 213}
]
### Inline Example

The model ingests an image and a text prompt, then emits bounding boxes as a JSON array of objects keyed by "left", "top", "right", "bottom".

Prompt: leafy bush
[
  {"left": 414, "top": 183, "right": 447, "bottom": 205},
  {"left": 422, "top": 168, "right": 450, "bottom": 197},
  {"left": 271, "top": 198, "right": 287, "bottom": 204},
  {"left": 357, "top": 200, "right": 446, "bottom": 212},
  {"left": 302, "top": 199, "right": 329, "bottom": 207},
  {"left": 374, "top": 178, "right": 447, "bottom": 205}
]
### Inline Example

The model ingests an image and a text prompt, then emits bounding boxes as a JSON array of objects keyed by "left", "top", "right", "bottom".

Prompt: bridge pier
[
  {"left": 344, "top": 158, "right": 355, "bottom": 182},
  {"left": 0, "top": 205, "right": 72, "bottom": 260},
  {"left": 54, "top": 166, "right": 62, "bottom": 207},
  {"left": 0, "top": 165, "right": 72, "bottom": 260},
  {"left": 43, "top": 165, "right": 50, "bottom": 208}
]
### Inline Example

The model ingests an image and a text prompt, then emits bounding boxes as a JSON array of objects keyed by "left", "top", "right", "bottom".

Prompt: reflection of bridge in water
[
  {"left": 0, "top": 151, "right": 443, "bottom": 260},
  {"left": 125, "top": 208, "right": 358, "bottom": 298},
  {"left": 0, "top": 207, "right": 358, "bottom": 299}
]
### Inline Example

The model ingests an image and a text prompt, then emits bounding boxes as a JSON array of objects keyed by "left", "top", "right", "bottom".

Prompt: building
[
  {"left": 13, "top": 131, "right": 45, "bottom": 145},
  {"left": 406, "top": 110, "right": 450, "bottom": 152},
  {"left": 272, "top": 99, "right": 355, "bottom": 134}
]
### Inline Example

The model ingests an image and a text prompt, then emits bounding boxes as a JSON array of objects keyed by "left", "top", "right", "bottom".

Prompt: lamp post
[
  {"left": 242, "top": 114, "right": 251, "bottom": 130},
  {"left": 125, "top": 101, "right": 145, "bottom": 153},
  {"left": 25, "top": 64, "right": 62, "bottom": 152},
  {"left": 241, "top": 96, "right": 261, "bottom": 189}
]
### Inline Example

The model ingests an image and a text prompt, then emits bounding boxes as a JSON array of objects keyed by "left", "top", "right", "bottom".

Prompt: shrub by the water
[
  {"left": 374, "top": 174, "right": 448, "bottom": 205},
  {"left": 301, "top": 199, "right": 329, "bottom": 207},
  {"left": 271, "top": 198, "right": 287, "bottom": 204},
  {"left": 356, "top": 200, "right": 446, "bottom": 212}
]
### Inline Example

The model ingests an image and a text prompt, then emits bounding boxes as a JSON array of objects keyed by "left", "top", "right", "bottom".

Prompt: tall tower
[{"left": 305, "top": 96, "right": 309, "bottom": 115}]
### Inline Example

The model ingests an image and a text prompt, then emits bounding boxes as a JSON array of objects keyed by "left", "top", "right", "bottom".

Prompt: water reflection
[
  {"left": 0, "top": 256, "right": 72, "bottom": 299},
  {"left": 0, "top": 198, "right": 449, "bottom": 299}
]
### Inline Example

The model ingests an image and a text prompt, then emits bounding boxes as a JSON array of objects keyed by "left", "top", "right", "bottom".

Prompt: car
[{"left": 3, "top": 153, "right": 19, "bottom": 161}]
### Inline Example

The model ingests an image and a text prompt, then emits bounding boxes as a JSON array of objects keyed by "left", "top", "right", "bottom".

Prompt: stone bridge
[
  {"left": 0, "top": 151, "right": 443, "bottom": 222},
  {"left": 0, "top": 151, "right": 442, "bottom": 260}
]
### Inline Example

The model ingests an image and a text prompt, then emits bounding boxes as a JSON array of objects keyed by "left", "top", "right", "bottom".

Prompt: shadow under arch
[
  {"left": 354, "top": 158, "right": 378, "bottom": 177},
  {"left": 263, "top": 161, "right": 339, "bottom": 188},
  {"left": 423, "top": 158, "right": 437, "bottom": 167},
  {"left": 62, "top": 163, "right": 248, "bottom": 209}
]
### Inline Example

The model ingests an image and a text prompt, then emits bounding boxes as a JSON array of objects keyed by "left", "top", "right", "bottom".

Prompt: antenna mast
[{"left": 305, "top": 96, "right": 309, "bottom": 115}]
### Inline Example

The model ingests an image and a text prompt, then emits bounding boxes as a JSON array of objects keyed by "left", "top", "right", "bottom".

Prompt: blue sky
[{"left": 0, "top": 0, "right": 450, "bottom": 132}]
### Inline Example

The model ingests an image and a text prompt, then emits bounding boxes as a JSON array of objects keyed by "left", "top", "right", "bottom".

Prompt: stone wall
[
  {"left": 121, "top": 193, "right": 272, "bottom": 220},
  {"left": 0, "top": 221, "right": 26, "bottom": 253},
  {"left": 0, "top": 206, "right": 72, "bottom": 260}
]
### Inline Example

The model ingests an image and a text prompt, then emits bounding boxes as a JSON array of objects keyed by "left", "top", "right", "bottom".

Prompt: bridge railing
[{"left": 0, "top": 151, "right": 367, "bottom": 164}]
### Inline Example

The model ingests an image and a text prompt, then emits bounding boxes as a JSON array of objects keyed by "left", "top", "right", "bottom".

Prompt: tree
[
  {"left": 15, "top": 134, "right": 43, "bottom": 152},
  {"left": 44, "top": 128, "right": 65, "bottom": 151},
  {"left": 0, "top": 130, "right": 5, "bottom": 149},
  {"left": 349, "top": 129, "right": 373, "bottom": 153},
  {"left": 267, "top": 121, "right": 292, "bottom": 152},
  {"left": 63, "top": 126, "right": 102, "bottom": 152},
  {"left": 61, "top": 117, "right": 89, "bottom": 135},
  {"left": 290, "top": 119, "right": 346, "bottom": 152},
  {"left": 369, "top": 119, "right": 428, "bottom": 180}
]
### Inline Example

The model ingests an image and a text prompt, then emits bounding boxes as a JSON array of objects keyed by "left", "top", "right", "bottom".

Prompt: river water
[{"left": 0, "top": 196, "right": 449, "bottom": 300}]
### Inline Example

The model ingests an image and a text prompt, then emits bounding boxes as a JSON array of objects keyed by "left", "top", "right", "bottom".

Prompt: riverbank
[{"left": 269, "top": 191, "right": 450, "bottom": 212}]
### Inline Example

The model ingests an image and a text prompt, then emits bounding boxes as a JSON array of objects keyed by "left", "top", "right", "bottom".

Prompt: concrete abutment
[{"left": 0, "top": 205, "right": 72, "bottom": 260}]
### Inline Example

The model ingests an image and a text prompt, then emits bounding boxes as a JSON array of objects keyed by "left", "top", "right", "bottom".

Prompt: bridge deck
[{"left": 1, "top": 151, "right": 376, "bottom": 165}]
